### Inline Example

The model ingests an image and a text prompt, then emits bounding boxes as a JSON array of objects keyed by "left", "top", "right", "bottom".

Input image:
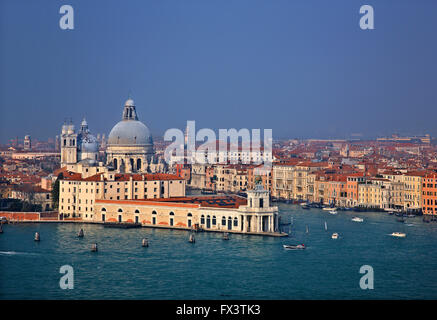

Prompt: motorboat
[
  {"left": 222, "top": 232, "right": 230, "bottom": 240},
  {"left": 390, "top": 232, "right": 406, "bottom": 238},
  {"left": 329, "top": 210, "right": 338, "bottom": 215},
  {"left": 301, "top": 205, "right": 310, "bottom": 210},
  {"left": 283, "top": 244, "right": 305, "bottom": 250},
  {"left": 323, "top": 207, "right": 336, "bottom": 211},
  {"left": 331, "top": 233, "right": 339, "bottom": 239},
  {"left": 351, "top": 217, "right": 364, "bottom": 222}
]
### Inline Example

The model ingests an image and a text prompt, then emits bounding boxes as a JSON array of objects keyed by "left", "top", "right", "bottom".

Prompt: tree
[{"left": 51, "top": 172, "right": 63, "bottom": 210}]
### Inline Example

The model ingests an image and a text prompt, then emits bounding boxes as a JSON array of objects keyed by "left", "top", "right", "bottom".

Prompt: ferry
[
  {"left": 331, "top": 233, "right": 339, "bottom": 239},
  {"left": 390, "top": 232, "right": 406, "bottom": 238},
  {"left": 351, "top": 217, "right": 364, "bottom": 222}
]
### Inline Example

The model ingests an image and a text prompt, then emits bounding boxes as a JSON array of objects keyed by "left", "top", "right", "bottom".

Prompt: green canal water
[{"left": 1, "top": 204, "right": 437, "bottom": 299}]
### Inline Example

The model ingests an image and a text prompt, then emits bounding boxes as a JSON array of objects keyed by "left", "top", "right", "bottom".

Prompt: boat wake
[{"left": 0, "top": 251, "right": 39, "bottom": 256}]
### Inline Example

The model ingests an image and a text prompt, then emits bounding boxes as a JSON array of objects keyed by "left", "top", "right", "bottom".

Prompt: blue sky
[{"left": 1, "top": 0, "right": 436, "bottom": 143}]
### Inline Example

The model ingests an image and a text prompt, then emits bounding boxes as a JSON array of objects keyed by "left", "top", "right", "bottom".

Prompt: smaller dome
[{"left": 81, "top": 139, "right": 99, "bottom": 153}]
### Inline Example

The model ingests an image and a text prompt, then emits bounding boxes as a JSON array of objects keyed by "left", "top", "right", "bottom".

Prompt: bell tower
[{"left": 60, "top": 120, "right": 78, "bottom": 167}]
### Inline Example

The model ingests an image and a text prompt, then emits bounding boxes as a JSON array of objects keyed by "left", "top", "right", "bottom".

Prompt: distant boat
[
  {"left": 323, "top": 207, "right": 335, "bottom": 211},
  {"left": 331, "top": 233, "right": 339, "bottom": 239},
  {"left": 301, "top": 205, "right": 310, "bottom": 210},
  {"left": 390, "top": 232, "right": 406, "bottom": 238},
  {"left": 351, "top": 217, "right": 364, "bottom": 223},
  {"left": 283, "top": 244, "right": 305, "bottom": 250},
  {"left": 329, "top": 210, "right": 338, "bottom": 215},
  {"left": 222, "top": 232, "right": 230, "bottom": 240}
]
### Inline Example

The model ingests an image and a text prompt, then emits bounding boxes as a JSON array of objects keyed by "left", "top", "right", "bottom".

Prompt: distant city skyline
[{"left": 1, "top": 0, "right": 437, "bottom": 143}]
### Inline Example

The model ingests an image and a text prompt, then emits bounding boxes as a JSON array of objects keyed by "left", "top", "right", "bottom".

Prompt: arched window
[
  {"left": 212, "top": 216, "right": 216, "bottom": 225},
  {"left": 130, "top": 158, "right": 134, "bottom": 170},
  {"left": 222, "top": 217, "right": 226, "bottom": 226},
  {"left": 234, "top": 217, "right": 238, "bottom": 227},
  {"left": 118, "top": 208, "right": 123, "bottom": 213},
  {"left": 135, "top": 209, "right": 140, "bottom": 214},
  {"left": 101, "top": 208, "right": 106, "bottom": 212},
  {"left": 137, "top": 159, "right": 141, "bottom": 170},
  {"left": 170, "top": 212, "right": 175, "bottom": 216},
  {"left": 187, "top": 213, "right": 192, "bottom": 228},
  {"left": 113, "top": 159, "right": 118, "bottom": 170},
  {"left": 152, "top": 210, "right": 157, "bottom": 215},
  {"left": 201, "top": 215, "right": 205, "bottom": 224}
]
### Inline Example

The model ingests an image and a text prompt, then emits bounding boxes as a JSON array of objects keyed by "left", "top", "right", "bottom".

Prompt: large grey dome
[{"left": 108, "top": 120, "right": 152, "bottom": 146}]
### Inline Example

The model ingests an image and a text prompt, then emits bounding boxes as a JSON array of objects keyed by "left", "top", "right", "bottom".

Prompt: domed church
[
  {"left": 60, "top": 118, "right": 99, "bottom": 167},
  {"left": 106, "top": 98, "right": 155, "bottom": 173}
]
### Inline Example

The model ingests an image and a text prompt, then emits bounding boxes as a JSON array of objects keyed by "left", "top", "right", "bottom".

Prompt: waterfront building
[
  {"left": 59, "top": 171, "right": 185, "bottom": 220},
  {"left": 93, "top": 184, "right": 280, "bottom": 235},
  {"left": 272, "top": 161, "right": 329, "bottom": 201},
  {"left": 346, "top": 173, "right": 366, "bottom": 207},
  {"left": 402, "top": 171, "right": 425, "bottom": 211},
  {"left": 358, "top": 178, "right": 390, "bottom": 210},
  {"left": 422, "top": 172, "right": 437, "bottom": 215}
]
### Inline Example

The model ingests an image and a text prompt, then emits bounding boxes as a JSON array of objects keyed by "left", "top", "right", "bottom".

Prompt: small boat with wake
[
  {"left": 329, "top": 210, "right": 338, "bottom": 215},
  {"left": 331, "top": 232, "right": 339, "bottom": 239},
  {"left": 351, "top": 217, "right": 363, "bottom": 222},
  {"left": 283, "top": 244, "right": 305, "bottom": 250},
  {"left": 390, "top": 232, "right": 406, "bottom": 238}
]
